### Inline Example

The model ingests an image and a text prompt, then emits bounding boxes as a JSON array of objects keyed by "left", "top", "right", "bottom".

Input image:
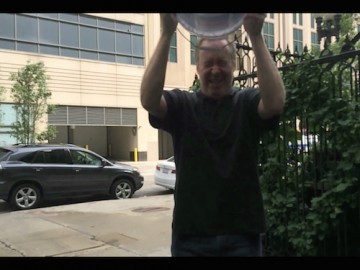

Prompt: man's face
[{"left": 196, "top": 39, "right": 235, "bottom": 100}]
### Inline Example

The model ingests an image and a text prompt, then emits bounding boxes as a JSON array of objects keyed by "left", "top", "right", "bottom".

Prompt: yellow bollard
[
  {"left": 85, "top": 144, "right": 89, "bottom": 149},
  {"left": 134, "top": 147, "right": 138, "bottom": 162}
]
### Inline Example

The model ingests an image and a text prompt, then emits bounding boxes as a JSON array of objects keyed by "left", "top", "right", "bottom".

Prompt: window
[
  {"left": 311, "top": 32, "right": 320, "bottom": 52},
  {"left": 169, "top": 32, "right": 177, "bottom": 63},
  {"left": 39, "top": 19, "right": 59, "bottom": 44},
  {"left": 80, "top": 25, "right": 97, "bottom": 50},
  {"left": 190, "top": 34, "right": 197, "bottom": 65},
  {"left": 70, "top": 149, "right": 102, "bottom": 165},
  {"left": 0, "top": 13, "right": 15, "bottom": 39},
  {"left": 60, "top": 22, "right": 79, "bottom": 47},
  {"left": 0, "top": 103, "right": 17, "bottom": 146},
  {"left": 17, "top": 14, "right": 38, "bottom": 42},
  {"left": 99, "top": 29, "right": 115, "bottom": 52},
  {"left": 293, "top": 13, "right": 303, "bottom": 26},
  {"left": 262, "top": 22, "right": 274, "bottom": 50},
  {"left": 293, "top": 28, "right": 303, "bottom": 53},
  {"left": 0, "top": 13, "right": 145, "bottom": 65},
  {"left": 311, "top": 14, "right": 316, "bottom": 29},
  {"left": 22, "top": 149, "right": 68, "bottom": 164}
]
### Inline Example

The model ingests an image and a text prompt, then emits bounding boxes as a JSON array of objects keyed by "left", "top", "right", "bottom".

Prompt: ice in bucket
[{"left": 176, "top": 13, "right": 246, "bottom": 38}]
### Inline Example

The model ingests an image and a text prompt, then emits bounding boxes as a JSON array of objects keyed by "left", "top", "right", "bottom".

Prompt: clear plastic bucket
[{"left": 176, "top": 13, "right": 246, "bottom": 38}]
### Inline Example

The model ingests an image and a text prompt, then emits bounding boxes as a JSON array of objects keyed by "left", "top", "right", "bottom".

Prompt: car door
[
  {"left": 24, "top": 149, "right": 75, "bottom": 197},
  {"left": 69, "top": 149, "right": 110, "bottom": 195}
]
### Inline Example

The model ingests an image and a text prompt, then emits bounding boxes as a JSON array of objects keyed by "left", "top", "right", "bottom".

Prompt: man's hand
[
  {"left": 160, "top": 13, "right": 178, "bottom": 35},
  {"left": 243, "top": 13, "right": 266, "bottom": 37}
]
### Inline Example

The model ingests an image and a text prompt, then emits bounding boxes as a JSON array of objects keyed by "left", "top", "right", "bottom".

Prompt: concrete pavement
[
  {"left": 0, "top": 193, "right": 174, "bottom": 257},
  {"left": 0, "top": 160, "right": 174, "bottom": 257}
]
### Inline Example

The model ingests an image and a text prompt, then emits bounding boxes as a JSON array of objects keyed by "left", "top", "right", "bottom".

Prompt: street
[
  {"left": 0, "top": 161, "right": 175, "bottom": 257},
  {"left": 0, "top": 161, "right": 173, "bottom": 214}
]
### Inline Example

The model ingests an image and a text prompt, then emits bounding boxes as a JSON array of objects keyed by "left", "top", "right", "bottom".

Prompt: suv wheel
[
  {"left": 10, "top": 184, "right": 41, "bottom": 210},
  {"left": 110, "top": 179, "right": 134, "bottom": 199}
]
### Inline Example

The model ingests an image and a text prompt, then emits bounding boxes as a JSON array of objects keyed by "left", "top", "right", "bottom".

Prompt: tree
[{"left": 9, "top": 61, "right": 56, "bottom": 144}]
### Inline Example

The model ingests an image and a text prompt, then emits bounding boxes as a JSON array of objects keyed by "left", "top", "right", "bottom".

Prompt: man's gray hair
[{"left": 195, "top": 37, "right": 236, "bottom": 66}]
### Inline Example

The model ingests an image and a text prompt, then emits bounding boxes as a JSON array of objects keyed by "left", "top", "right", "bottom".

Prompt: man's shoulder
[
  {"left": 234, "top": 87, "right": 260, "bottom": 99},
  {"left": 165, "top": 88, "right": 194, "bottom": 95},
  {"left": 164, "top": 88, "right": 198, "bottom": 101}
]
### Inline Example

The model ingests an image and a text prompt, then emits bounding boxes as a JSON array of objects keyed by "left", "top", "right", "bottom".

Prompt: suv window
[
  {"left": 70, "top": 149, "right": 102, "bottom": 165},
  {"left": 20, "top": 149, "right": 69, "bottom": 164},
  {"left": 0, "top": 148, "right": 13, "bottom": 161}
]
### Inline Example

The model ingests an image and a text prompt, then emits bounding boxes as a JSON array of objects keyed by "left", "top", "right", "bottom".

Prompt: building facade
[{"left": 0, "top": 13, "right": 324, "bottom": 161}]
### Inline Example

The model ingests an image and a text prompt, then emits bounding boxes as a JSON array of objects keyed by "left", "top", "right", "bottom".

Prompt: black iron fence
[{"left": 233, "top": 34, "right": 360, "bottom": 256}]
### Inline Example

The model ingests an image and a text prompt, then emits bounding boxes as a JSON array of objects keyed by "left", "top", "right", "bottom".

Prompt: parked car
[
  {"left": 0, "top": 144, "right": 144, "bottom": 210},
  {"left": 154, "top": 156, "right": 176, "bottom": 190}
]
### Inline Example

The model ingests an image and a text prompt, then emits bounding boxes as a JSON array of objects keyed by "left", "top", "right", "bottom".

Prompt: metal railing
[{"left": 233, "top": 34, "right": 360, "bottom": 256}]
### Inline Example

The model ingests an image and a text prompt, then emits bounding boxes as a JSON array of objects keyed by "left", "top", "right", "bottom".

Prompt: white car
[{"left": 154, "top": 156, "right": 176, "bottom": 190}]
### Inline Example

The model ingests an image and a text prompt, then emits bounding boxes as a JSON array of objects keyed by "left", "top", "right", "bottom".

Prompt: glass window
[
  {"left": 59, "top": 13, "right": 78, "bottom": 23},
  {"left": 116, "top": 32, "right": 131, "bottom": 54},
  {"left": 311, "top": 14, "right": 315, "bottom": 29},
  {"left": 39, "top": 45, "right": 59, "bottom": 56},
  {"left": 116, "top": 55, "right": 132, "bottom": 64},
  {"left": 99, "top": 53, "right": 115, "bottom": 62},
  {"left": 98, "top": 18, "right": 115, "bottom": 29},
  {"left": 311, "top": 32, "right": 320, "bottom": 51},
  {"left": 79, "top": 14, "right": 97, "bottom": 26},
  {"left": 39, "top": 19, "right": 59, "bottom": 44},
  {"left": 80, "top": 25, "right": 97, "bottom": 50},
  {"left": 0, "top": 40, "right": 15, "bottom": 50},
  {"left": 169, "top": 32, "right": 177, "bottom": 63},
  {"left": 61, "top": 47, "right": 79, "bottom": 58},
  {"left": 17, "top": 15, "right": 38, "bottom": 42},
  {"left": 132, "top": 57, "right": 144, "bottom": 66},
  {"left": 0, "top": 13, "right": 144, "bottom": 66},
  {"left": 99, "top": 29, "right": 115, "bottom": 52},
  {"left": 0, "top": 13, "right": 15, "bottom": 38},
  {"left": 0, "top": 134, "right": 16, "bottom": 146},
  {"left": 32, "top": 149, "right": 68, "bottom": 164},
  {"left": 60, "top": 22, "right": 78, "bottom": 47},
  {"left": 116, "top": 22, "right": 131, "bottom": 32},
  {"left": 80, "top": 50, "right": 98, "bottom": 60},
  {"left": 131, "top": 24, "right": 144, "bottom": 34},
  {"left": 132, "top": 35, "right": 143, "bottom": 57},
  {"left": 70, "top": 149, "right": 102, "bottom": 165},
  {"left": 38, "top": 13, "right": 59, "bottom": 19},
  {"left": 0, "top": 104, "right": 17, "bottom": 125},
  {"left": 16, "top": 151, "right": 37, "bottom": 163},
  {"left": 263, "top": 22, "right": 274, "bottom": 50},
  {"left": 190, "top": 34, "right": 197, "bottom": 65},
  {"left": 293, "top": 28, "right": 303, "bottom": 53},
  {"left": 17, "top": 42, "right": 38, "bottom": 53}
]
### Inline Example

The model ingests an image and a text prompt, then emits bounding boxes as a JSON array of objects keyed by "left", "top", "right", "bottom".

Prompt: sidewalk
[{"left": 0, "top": 193, "right": 173, "bottom": 257}]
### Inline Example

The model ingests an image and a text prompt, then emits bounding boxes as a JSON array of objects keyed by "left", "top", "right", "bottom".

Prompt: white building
[{"left": 0, "top": 13, "right": 342, "bottom": 161}]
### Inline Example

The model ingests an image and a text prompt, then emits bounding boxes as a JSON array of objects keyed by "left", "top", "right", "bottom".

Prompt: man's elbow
[
  {"left": 260, "top": 98, "right": 285, "bottom": 119},
  {"left": 273, "top": 98, "right": 285, "bottom": 115}
]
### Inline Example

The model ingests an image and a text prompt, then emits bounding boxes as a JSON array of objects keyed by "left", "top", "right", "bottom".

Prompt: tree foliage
[
  {"left": 260, "top": 14, "right": 360, "bottom": 256},
  {"left": 9, "top": 61, "right": 56, "bottom": 144}
]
